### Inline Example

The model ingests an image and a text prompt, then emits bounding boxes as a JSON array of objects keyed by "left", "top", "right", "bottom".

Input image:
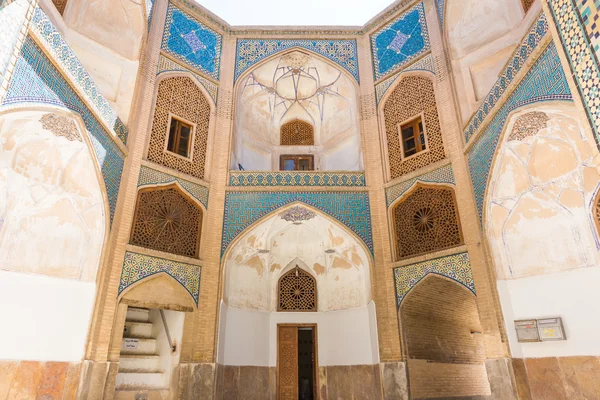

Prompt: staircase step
[
  {"left": 126, "top": 307, "right": 150, "bottom": 323},
  {"left": 119, "top": 355, "right": 160, "bottom": 373},
  {"left": 121, "top": 338, "right": 156, "bottom": 355},
  {"left": 124, "top": 321, "right": 154, "bottom": 339},
  {"left": 113, "top": 389, "right": 171, "bottom": 400},
  {"left": 115, "top": 372, "right": 167, "bottom": 391}
]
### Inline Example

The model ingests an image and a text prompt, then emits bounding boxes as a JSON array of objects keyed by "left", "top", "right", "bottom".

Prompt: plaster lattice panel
[
  {"left": 486, "top": 107, "right": 600, "bottom": 280},
  {"left": 223, "top": 206, "right": 371, "bottom": 312},
  {"left": 0, "top": 110, "right": 105, "bottom": 282},
  {"left": 232, "top": 50, "right": 362, "bottom": 171}
]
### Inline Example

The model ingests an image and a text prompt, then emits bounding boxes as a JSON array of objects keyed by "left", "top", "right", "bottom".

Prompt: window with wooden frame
[
  {"left": 278, "top": 266, "right": 317, "bottom": 312},
  {"left": 399, "top": 116, "right": 427, "bottom": 158},
  {"left": 280, "top": 155, "right": 314, "bottom": 171},
  {"left": 167, "top": 116, "right": 194, "bottom": 158}
]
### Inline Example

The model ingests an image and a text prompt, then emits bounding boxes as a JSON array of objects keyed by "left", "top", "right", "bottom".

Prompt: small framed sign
[
  {"left": 538, "top": 317, "right": 566, "bottom": 341},
  {"left": 515, "top": 319, "right": 540, "bottom": 343},
  {"left": 123, "top": 338, "right": 139, "bottom": 350}
]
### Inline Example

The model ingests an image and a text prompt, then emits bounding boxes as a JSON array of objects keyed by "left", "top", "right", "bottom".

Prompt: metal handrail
[{"left": 159, "top": 309, "right": 176, "bottom": 352}]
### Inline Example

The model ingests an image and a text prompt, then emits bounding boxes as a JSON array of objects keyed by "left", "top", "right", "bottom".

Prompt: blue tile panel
[
  {"left": 467, "top": 42, "right": 572, "bottom": 221},
  {"left": 464, "top": 13, "right": 549, "bottom": 143},
  {"left": 375, "top": 53, "right": 435, "bottom": 104},
  {"left": 394, "top": 252, "right": 475, "bottom": 306},
  {"left": 235, "top": 39, "right": 359, "bottom": 82},
  {"left": 222, "top": 192, "right": 373, "bottom": 256},
  {"left": 161, "top": 3, "right": 222, "bottom": 80},
  {"left": 138, "top": 165, "right": 209, "bottom": 209},
  {"left": 370, "top": 2, "right": 430, "bottom": 81},
  {"left": 145, "top": 0, "right": 155, "bottom": 32},
  {"left": 0, "top": 0, "right": 29, "bottom": 81},
  {"left": 157, "top": 54, "right": 218, "bottom": 104},
  {"left": 550, "top": 0, "right": 600, "bottom": 146},
  {"left": 576, "top": 0, "right": 600, "bottom": 55},
  {"left": 435, "top": 0, "right": 446, "bottom": 29},
  {"left": 386, "top": 164, "right": 455, "bottom": 206},
  {"left": 120, "top": 251, "right": 201, "bottom": 305},
  {"left": 30, "top": 7, "right": 128, "bottom": 144},
  {"left": 3, "top": 36, "right": 125, "bottom": 224},
  {"left": 229, "top": 171, "right": 366, "bottom": 188}
]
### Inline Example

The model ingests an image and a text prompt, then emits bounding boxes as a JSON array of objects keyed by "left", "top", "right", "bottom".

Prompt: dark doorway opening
[
  {"left": 298, "top": 328, "right": 315, "bottom": 400},
  {"left": 277, "top": 324, "right": 318, "bottom": 400}
]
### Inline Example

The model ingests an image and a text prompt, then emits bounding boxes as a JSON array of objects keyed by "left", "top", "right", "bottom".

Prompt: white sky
[{"left": 195, "top": 0, "right": 397, "bottom": 26}]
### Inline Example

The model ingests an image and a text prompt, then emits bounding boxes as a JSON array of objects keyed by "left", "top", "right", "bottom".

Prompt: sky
[{"left": 195, "top": 0, "right": 397, "bottom": 26}]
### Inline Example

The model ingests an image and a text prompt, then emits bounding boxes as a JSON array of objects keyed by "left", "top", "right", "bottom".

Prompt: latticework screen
[
  {"left": 278, "top": 267, "right": 317, "bottom": 311},
  {"left": 130, "top": 186, "right": 203, "bottom": 258},
  {"left": 52, "top": 0, "right": 67, "bottom": 14},
  {"left": 383, "top": 76, "right": 445, "bottom": 180},
  {"left": 393, "top": 185, "right": 462, "bottom": 260},
  {"left": 148, "top": 76, "right": 211, "bottom": 179},
  {"left": 280, "top": 120, "right": 314, "bottom": 146}
]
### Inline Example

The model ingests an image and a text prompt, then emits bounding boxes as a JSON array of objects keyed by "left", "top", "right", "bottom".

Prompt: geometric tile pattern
[
  {"left": 229, "top": 171, "right": 366, "bottom": 187},
  {"left": 435, "top": 0, "right": 446, "bottom": 30},
  {"left": 370, "top": 2, "right": 430, "bottom": 81},
  {"left": 393, "top": 252, "right": 475, "bottom": 306},
  {"left": 29, "top": 7, "right": 128, "bottom": 144},
  {"left": 386, "top": 164, "right": 455, "bottom": 206},
  {"left": 550, "top": 0, "right": 600, "bottom": 146},
  {"left": 235, "top": 39, "right": 360, "bottom": 82},
  {"left": 157, "top": 54, "right": 218, "bottom": 104},
  {"left": 222, "top": 192, "right": 373, "bottom": 255},
  {"left": 138, "top": 165, "right": 209, "bottom": 209},
  {"left": 467, "top": 42, "right": 573, "bottom": 220},
  {"left": 3, "top": 36, "right": 125, "bottom": 224},
  {"left": 0, "top": 0, "right": 29, "bottom": 83},
  {"left": 145, "top": 0, "right": 155, "bottom": 32},
  {"left": 464, "top": 13, "right": 549, "bottom": 143},
  {"left": 161, "top": 3, "right": 222, "bottom": 80},
  {"left": 375, "top": 53, "right": 435, "bottom": 104},
  {"left": 119, "top": 251, "right": 201, "bottom": 305}
]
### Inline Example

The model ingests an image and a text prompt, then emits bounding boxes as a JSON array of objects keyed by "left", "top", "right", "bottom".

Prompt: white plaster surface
[
  {"left": 0, "top": 269, "right": 96, "bottom": 361},
  {"left": 217, "top": 301, "right": 379, "bottom": 367},
  {"left": 497, "top": 266, "right": 600, "bottom": 358}
]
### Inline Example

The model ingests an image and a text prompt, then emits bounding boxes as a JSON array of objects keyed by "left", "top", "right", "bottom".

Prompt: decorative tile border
[
  {"left": 375, "top": 53, "right": 435, "bottom": 104},
  {"left": 161, "top": 2, "right": 222, "bottom": 81},
  {"left": 549, "top": 0, "right": 600, "bottom": 146},
  {"left": 467, "top": 42, "right": 572, "bottom": 220},
  {"left": 138, "top": 165, "right": 209, "bottom": 209},
  {"left": 393, "top": 252, "right": 475, "bottom": 306},
  {"left": 30, "top": 7, "right": 128, "bottom": 144},
  {"left": 234, "top": 39, "right": 359, "bottom": 82},
  {"left": 229, "top": 171, "right": 366, "bottom": 187},
  {"left": 222, "top": 192, "right": 373, "bottom": 255},
  {"left": 3, "top": 35, "right": 125, "bottom": 224},
  {"left": 157, "top": 54, "right": 218, "bottom": 104},
  {"left": 370, "top": 2, "right": 430, "bottom": 82},
  {"left": 0, "top": 0, "right": 29, "bottom": 84},
  {"left": 145, "top": 0, "right": 154, "bottom": 32},
  {"left": 435, "top": 0, "right": 446, "bottom": 30},
  {"left": 386, "top": 164, "right": 454, "bottom": 206},
  {"left": 119, "top": 251, "right": 201, "bottom": 305},
  {"left": 464, "top": 13, "right": 549, "bottom": 143}
]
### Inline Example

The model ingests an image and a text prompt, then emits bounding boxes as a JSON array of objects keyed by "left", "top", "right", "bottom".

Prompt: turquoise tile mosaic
[
  {"left": 157, "top": 54, "right": 218, "bottom": 104},
  {"left": 386, "top": 164, "right": 455, "bottom": 206},
  {"left": 234, "top": 39, "right": 359, "bottom": 82},
  {"left": 394, "top": 252, "right": 475, "bottom": 306},
  {"left": 229, "top": 171, "right": 366, "bottom": 188},
  {"left": 467, "top": 42, "right": 572, "bottom": 221},
  {"left": 29, "top": 7, "right": 128, "bottom": 144},
  {"left": 550, "top": 0, "right": 600, "bottom": 146},
  {"left": 120, "top": 251, "right": 201, "bottom": 305},
  {"left": 0, "top": 0, "right": 29, "bottom": 82},
  {"left": 222, "top": 192, "right": 373, "bottom": 255},
  {"left": 435, "top": 0, "right": 446, "bottom": 29},
  {"left": 374, "top": 53, "right": 435, "bottom": 104},
  {"left": 370, "top": 2, "right": 430, "bottom": 81},
  {"left": 138, "top": 166, "right": 209, "bottom": 209},
  {"left": 161, "top": 3, "right": 222, "bottom": 80},
  {"left": 464, "top": 13, "right": 548, "bottom": 143},
  {"left": 3, "top": 36, "right": 125, "bottom": 224}
]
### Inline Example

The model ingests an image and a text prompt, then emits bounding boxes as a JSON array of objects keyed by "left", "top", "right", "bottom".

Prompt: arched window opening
[
  {"left": 280, "top": 119, "right": 314, "bottom": 146},
  {"left": 278, "top": 266, "right": 317, "bottom": 312},
  {"left": 392, "top": 185, "right": 463, "bottom": 260},
  {"left": 130, "top": 185, "right": 203, "bottom": 258}
]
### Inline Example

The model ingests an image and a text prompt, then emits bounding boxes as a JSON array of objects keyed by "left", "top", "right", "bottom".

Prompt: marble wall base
[
  {"left": 176, "top": 363, "right": 216, "bottom": 400},
  {"left": 485, "top": 358, "right": 518, "bottom": 400},
  {"left": 380, "top": 362, "right": 408, "bottom": 400},
  {"left": 0, "top": 360, "right": 81, "bottom": 400}
]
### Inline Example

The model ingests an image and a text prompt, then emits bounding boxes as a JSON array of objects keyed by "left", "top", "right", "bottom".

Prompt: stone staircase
[{"left": 116, "top": 307, "right": 167, "bottom": 391}]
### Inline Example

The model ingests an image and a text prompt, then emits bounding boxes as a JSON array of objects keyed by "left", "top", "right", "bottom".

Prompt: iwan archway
[{"left": 217, "top": 203, "right": 379, "bottom": 398}]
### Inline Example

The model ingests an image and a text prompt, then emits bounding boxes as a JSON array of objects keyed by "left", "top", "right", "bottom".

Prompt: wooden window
[
  {"left": 278, "top": 266, "right": 317, "bottom": 311},
  {"left": 167, "top": 117, "right": 193, "bottom": 158},
  {"left": 280, "top": 155, "right": 314, "bottom": 171},
  {"left": 281, "top": 120, "right": 314, "bottom": 145},
  {"left": 399, "top": 116, "right": 427, "bottom": 158}
]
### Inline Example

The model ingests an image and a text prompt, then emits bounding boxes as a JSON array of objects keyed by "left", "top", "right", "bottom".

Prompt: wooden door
[{"left": 278, "top": 326, "right": 299, "bottom": 400}]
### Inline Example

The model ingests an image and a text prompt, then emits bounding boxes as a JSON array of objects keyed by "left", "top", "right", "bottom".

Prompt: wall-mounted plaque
[
  {"left": 538, "top": 317, "right": 566, "bottom": 341},
  {"left": 123, "top": 338, "right": 139, "bottom": 350},
  {"left": 515, "top": 320, "right": 540, "bottom": 343}
]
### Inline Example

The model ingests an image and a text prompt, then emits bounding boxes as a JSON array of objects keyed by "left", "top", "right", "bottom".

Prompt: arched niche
[
  {"left": 231, "top": 49, "right": 363, "bottom": 172},
  {"left": 120, "top": 273, "right": 196, "bottom": 312},
  {"left": 485, "top": 104, "right": 600, "bottom": 279}
]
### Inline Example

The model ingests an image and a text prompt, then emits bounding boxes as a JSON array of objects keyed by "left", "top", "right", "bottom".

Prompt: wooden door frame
[{"left": 276, "top": 323, "right": 320, "bottom": 400}]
